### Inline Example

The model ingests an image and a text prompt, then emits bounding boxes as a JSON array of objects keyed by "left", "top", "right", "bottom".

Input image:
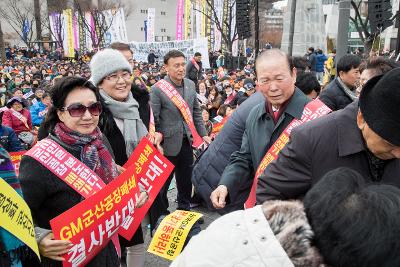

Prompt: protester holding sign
[
  {"left": 210, "top": 49, "right": 312, "bottom": 210},
  {"left": 151, "top": 50, "right": 210, "bottom": 215},
  {"left": 90, "top": 48, "right": 150, "bottom": 267},
  {"left": 19, "top": 77, "right": 120, "bottom": 266}
]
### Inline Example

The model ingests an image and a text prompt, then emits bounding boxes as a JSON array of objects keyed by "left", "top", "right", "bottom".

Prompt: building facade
[{"left": 126, "top": 0, "right": 177, "bottom": 42}]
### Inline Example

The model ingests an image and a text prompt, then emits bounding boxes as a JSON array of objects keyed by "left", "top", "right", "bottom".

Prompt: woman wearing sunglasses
[
  {"left": 89, "top": 49, "right": 149, "bottom": 267},
  {"left": 19, "top": 77, "right": 119, "bottom": 266}
]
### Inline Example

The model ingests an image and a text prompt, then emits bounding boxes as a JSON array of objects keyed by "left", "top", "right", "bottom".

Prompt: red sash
[
  {"left": 155, "top": 79, "right": 204, "bottom": 148},
  {"left": 244, "top": 99, "right": 331, "bottom": 208},
  {"left": 25, "top": 138, "right": 121, "bottom": 256},
  {"left": 211, "top": 115, "right": 230, "bottom": 136},
  {"left": 11, "top": 109, "right": 29, "bottom": 129},
  {"left": 191, "top": 58, "right": 200, "bottom": 71}
]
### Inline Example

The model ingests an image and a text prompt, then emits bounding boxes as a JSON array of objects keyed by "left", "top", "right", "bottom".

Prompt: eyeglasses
[
  {"left": 61, "top": 102, "right": 102, "bottom": 117},
  {"left": 105, "top": 71, "right": 131, "bottom": 83}
]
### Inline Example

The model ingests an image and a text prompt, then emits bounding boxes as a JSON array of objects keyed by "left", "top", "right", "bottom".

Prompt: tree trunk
[
  {"left": 0, "top": 21, "right": 6, "bottom": 63},
  {"left": 34, "top": 0, "right": 42, "bottom": 42}
]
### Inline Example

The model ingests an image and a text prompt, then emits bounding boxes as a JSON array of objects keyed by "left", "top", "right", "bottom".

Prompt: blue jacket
[
  {"left": 30, "top": 101, "right": 47, "bottom": 126},
  {"left": 0, "top": 126, "right": 22, "bottom": 152},
  {"left": 316, "top": 53, "right": 327, "bottom": 73}
]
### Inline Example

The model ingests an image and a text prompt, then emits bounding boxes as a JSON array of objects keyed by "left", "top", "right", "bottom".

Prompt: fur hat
[
  {"left": 360, "top": 68, "right": 400, "bottom": 146},
  {"left": 89, "top": 48, "right": 132, "bottom": 86},
  {"left": 262, "top": 200, "right": 326, "bottom": 267}
]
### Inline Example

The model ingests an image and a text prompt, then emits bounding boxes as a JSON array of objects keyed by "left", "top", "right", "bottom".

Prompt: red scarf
[{"left": 53, "top": 123, "right": 118, "bottom": 184}]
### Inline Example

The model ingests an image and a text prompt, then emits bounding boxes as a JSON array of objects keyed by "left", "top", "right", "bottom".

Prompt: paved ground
[{"left": 122, "top": 181, "right": 220, "bottom": 267}]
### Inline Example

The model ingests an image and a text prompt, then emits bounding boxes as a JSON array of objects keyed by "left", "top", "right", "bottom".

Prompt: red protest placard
[
  {"left": 49, "top": 138, "right": 174, "bottom": 267},
  {"left": 50, "top": 161, "right": 140, "bottom": 267},
  {"left": 120, "top": 137, "right": 174, "bottom": 240},
  {"left": 9, "top": 151, "right": 27, "bottom": 176}
]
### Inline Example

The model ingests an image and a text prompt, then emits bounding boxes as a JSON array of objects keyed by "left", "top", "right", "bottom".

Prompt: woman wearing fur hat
[{"left": 89, "top": 48, "right": 149, "bottom": 267}]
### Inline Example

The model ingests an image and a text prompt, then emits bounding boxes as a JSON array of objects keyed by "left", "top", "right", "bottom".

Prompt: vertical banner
[
  {"left": 184, "top": 0, "right": 191, "bottom": 39},
  {"left": 206, "top": 1, "right": 214, "bottom": 50},
  {"left": 201, "top": 0, "right": 206, "bottom": 38},
  {"left": 63, "top": 9, "right": 75, "bottom": 58},
  {"left": 231, "top": 1, "right": 238, "bottom": 56},
  {"left": 147, "top": 8, "right": 156, "bottom": 42},
  {"left": 73, "top": 13, "right": 79, "bottom": 51},
  {"left": 221, "top": 0, "right": 229, "bottom": 52},
  {"left": 213, "top": 0, "right": 224, "bottom": 51},
  {"left": 144, "top": 20, "right": 148, "bottom": 42},
  {"left": 195, "top": 2, "right": 202, "bottom": 39},
  {"left": 176, "top": 0, "right": 184, "bottom": 40}
]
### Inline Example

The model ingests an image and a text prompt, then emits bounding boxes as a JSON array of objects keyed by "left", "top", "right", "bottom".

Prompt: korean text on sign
[
  {"left": 148, "top": 210, "right": 203, "bottom": 261},
  {"left": 50, "top": 159, "right": 140, "bottom": 267}
]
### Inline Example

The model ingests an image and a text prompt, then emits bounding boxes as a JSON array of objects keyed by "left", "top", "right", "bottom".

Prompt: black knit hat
[{"left": 359, "top": 68, "right": 400, "bottom": 146}]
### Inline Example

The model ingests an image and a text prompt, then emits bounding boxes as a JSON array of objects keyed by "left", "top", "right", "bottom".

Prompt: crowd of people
[{"left": 1, "top": 41, "right": 400, "bottom": 267}]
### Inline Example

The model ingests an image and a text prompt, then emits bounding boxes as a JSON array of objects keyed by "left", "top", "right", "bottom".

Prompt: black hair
[
  {"left": 194, "top": 52, "right": 202, "bottom": 57},
  {"left": 41, "top": 92, "right": 50, "bottom": 99},
  {"left": 164, "top": 50, "right": 186, "bottom": 64},
  {"left": 359, "top": 56, "right": 399, "bottom": 76},
  {"left": 336, "top": 54, "right": 362, "bottom": 74},
  {"left": 304, "top": 167, "right": 400, "bottom": 267},
  {"left": 291, "top": 56, "right": 310, "bottom": 73},
  {"left": 295, "top": 72, "right": 321, "bottom": 96},
  {"left": 41, "top": 76, "right": 100, "bottom": 137},
  {"left": 308, "top": 47, "right": 315, "bottom": 52}
]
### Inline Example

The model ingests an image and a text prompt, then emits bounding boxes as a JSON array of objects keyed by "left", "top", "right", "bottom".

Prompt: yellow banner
[
  {"left": 63, "top": 9, "right": 75, "bottom": 58},
  {"left": 148, "top": 210, "right": 203, "bottom": 260},
  {"left": 0, "top": 178, "right": 40, "bottom": 259},
  {"left": 184, "top": 0, "right": 191, "bottom": 39},
  {"left": 201, "top": 0, "right": 206, "bottom": 37}
]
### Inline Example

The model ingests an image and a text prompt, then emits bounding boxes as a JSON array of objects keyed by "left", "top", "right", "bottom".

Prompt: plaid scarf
[{"left": 53, "top": 123, "right": 118, "bottom": 184}]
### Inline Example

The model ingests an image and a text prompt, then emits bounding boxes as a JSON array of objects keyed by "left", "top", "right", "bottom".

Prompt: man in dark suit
[
  {"left": 151, "top": 50, "right": 211, "bottom": 212},
  {"left": 185, "top": 52, "right": 203, "bottom": 86}
]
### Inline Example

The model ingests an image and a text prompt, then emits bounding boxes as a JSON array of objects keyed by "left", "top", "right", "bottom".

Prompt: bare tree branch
[{"left": 193, "top": 0, "right": 238, "bottom": 53}]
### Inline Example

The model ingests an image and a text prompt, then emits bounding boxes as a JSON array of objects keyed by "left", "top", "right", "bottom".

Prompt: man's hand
[
  {"left": 203, "top": 136, "right": 212, "bottom": 144},
  {"left": 39, "top": 232, "right": 73, "bottom": 261},
  {"left": 154, "top": 132, "right": 164, "bottom": 154},
  {"left": 210, "top": 185, "right": 228, "bottom": 209}
]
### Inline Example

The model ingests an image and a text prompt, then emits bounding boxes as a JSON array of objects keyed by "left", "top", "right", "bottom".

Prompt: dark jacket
[
  {"left": 319, "top": 77, "right": 355, "bottom": 111},
  {"left": 147, "top": 52, "right": 158, "bottom": 64},
  {"left": 0, "top": 125, "right": 22, "bottom": 152},
  {"left": 150, "top": 76, "right": 207, "bottom": 157},
  {"left": 19, "top": 135, "right": 119, "bottom": 267},
  {"left": 192, "top": 92, "right": 265, "bottom": 212},
  {"left": 99, "top": 84, "right": 163, "bottom": 238},
  {"left": 256, "top": 101, "right": 400, "bottom": 203},
  {"left": 185, "top": 59, "right": 203, "bottom": 85},
  {"left": 218, "top": 89, "right": 310, "bottom": 212}
]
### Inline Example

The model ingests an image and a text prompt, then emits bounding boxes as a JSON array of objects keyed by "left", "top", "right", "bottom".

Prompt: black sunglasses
[{"left": 61, "top": 102, "right": 102, "bottom": 117}]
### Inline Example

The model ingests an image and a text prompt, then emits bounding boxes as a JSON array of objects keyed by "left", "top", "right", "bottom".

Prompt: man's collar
[
  {"left": 259, "top": 88, "right": 309, "bottom": 120},
  {"left": 336, "top": 101, "right": 366, "bottom": 157}
]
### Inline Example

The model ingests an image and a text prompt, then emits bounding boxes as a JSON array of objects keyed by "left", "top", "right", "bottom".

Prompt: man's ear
[{"left": 356, "top": 109, "right": 366, "bottom": 130}]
